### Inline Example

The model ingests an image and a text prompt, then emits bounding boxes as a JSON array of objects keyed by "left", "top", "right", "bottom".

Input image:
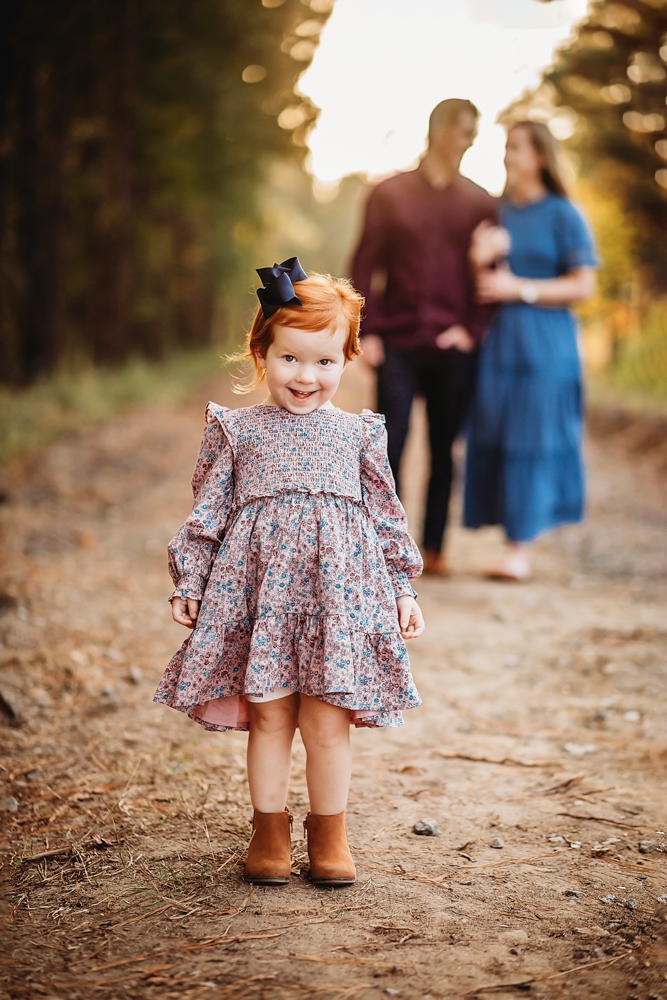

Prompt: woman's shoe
[
  {"left": 303, "top": 811, "right": 356, "bottom": 886},
  {"left": 485, "top": 550, "right": 532, "bottom": 582},
  {"left": 244, "top": 808, "right": 292, "bottom": 885}
]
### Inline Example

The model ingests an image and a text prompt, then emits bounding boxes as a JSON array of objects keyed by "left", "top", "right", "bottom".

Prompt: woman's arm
[{"left": 476, "top": 264, "right": 596, "bottom": 308}]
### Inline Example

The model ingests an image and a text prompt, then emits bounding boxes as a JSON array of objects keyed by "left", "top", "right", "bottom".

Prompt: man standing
[{"left": 351, "top": 98, "right": 497, "bottom": 575}]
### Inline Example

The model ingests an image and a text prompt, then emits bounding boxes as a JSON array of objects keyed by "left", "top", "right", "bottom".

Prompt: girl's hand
[
  {"left": 476, "top": 265, "right": 522, "bottom": 304},
  {"left": 396, "top": 595, "right": 424, "bottom": 640},
  {"left": 172, "top": 596, "right": 200, "bottom": 629}
]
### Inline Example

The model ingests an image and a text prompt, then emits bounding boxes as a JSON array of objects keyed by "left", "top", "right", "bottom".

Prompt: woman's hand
[
  {"left": 469, "top": 220, "right": 511, "bottom": 271},
  {"left": 396, "top": 595, "right": 425, "bottom": 640},
  {"left": 476, "top": 266, "right": 522, "bottom": 304},
  {"left": 172, "top": 596, "right": 200, "bottom": 629}
]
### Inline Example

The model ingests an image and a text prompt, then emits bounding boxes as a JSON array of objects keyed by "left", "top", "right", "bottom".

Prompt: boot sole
[
  {"left": 310, "top": 876, "right": 356, "bottom": 887},
  {"left": 244, "top": 875, "right": 290, "bottom": 885}
]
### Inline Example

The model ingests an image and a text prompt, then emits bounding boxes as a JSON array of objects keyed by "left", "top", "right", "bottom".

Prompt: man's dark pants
[{"left": 376, "top": 345, "right": 478, "bottom": 554}]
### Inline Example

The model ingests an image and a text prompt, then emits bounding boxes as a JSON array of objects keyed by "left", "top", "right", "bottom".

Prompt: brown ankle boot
[
  {"left": 304, "top": 811, "right": 356, "bottom": 886},
  {"left": 244, "top": 808, "right": 292, "bottom": 885}
]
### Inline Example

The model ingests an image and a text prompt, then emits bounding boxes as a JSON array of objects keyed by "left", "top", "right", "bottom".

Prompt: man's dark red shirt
[{"left": 351, "top": 163, "right": 498, "bottom": 351}]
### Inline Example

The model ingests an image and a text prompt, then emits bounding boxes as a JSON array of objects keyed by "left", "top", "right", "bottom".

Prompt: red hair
[{"left": 231, "top": 272, "right": 364, "bottom": 392}]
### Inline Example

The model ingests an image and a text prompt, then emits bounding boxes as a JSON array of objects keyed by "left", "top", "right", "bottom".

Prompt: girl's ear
[{"left": 254, "top": 347, "right": 267, "bottom": 370}]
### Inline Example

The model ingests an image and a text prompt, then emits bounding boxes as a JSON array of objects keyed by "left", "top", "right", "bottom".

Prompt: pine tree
[{"left": 0, "top": 0, "right": 332, "bottom": 383}]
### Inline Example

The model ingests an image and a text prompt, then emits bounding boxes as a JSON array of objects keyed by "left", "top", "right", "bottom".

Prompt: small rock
[
  {"left": 564, "top": 742, "right": 598, "bottom": 756},
  {"left": 490, "top": 838, "right": 504, "bottom": 849},
  {"left": 104, "top": 648, "right": 125, "bottom": 663},
  {"left": 626, "top": 899, "right": 638, "bottom": 910},
  {"left": 385, "top": 991, "right": 401, "bottom": 997},
  {"left": 658, "top": 895, "right": 667, "bottom": 904},
  {"left": 639, "top": 841, "right": 658, "bottom": 854},
  {"left": 624, "top": 710, "right": 641, "bottom": 722},
  {"left": 591, "top": 948, "right": 605, "bottom": 958},
  {"left": 509, "top": 947, "right": 522, "bottom": 955},
  {"left": 564, "top": 889, "right": 586, "bottom": 898},
  {"left": 0, "top": 796, "right": 18, "bottom": 812},
  {"left": 0, "top": 686, "right": 22, "bottom": 724},
  {"left": 600, "top": 895, "right": 616, "bottom": 903},
  {"left": 127, "top": 665, "right": 143, "bottom": 685},
  {"left": 413, "top": 817, "right": 440, "bottom": 837},
  {"left": 547, "top": 834, "right": 566, "bottom": 844}
]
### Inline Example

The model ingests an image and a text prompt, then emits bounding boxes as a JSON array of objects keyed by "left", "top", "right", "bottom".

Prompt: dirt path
[{"left": 1, "top": 365, "right": 666, "bottom": 1000}]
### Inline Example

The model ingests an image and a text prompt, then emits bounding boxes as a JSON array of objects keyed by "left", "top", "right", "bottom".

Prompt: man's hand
[
  {"left": 360, "top": 333, "right": 385, "bottom": 368},
  {"left": 172, "top": 596, "right": 200, "bottom": 629},
  {"left": 396, "top": 595, "right": 425, "bottom": 640},
  {"left": 435, "top": 324, "right": 476, "bottom": 353}
]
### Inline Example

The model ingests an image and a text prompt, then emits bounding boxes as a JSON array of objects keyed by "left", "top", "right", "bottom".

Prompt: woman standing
[{"left": 463, "top": 121, "right": 597, "bottom": 581}]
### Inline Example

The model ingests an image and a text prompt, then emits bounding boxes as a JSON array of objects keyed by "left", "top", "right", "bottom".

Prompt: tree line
[
  {"left": 510, "top": 0, "right": 667, "bottom": 295},
  {"left": 0, "top": 0, "right": 331, "bottom": 384}
]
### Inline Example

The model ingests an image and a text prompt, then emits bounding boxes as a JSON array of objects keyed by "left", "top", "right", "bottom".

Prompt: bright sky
[{"left": 299, "top": 0, "right": 590, "bottom": 195}]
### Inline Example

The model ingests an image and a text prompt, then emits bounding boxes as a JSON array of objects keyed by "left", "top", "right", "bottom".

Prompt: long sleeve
[
  {"left": 168, "top": 411, "right": 234, "bottom": 601},
  {"left": 465, "top": 199, "right": 500, "bottom": 344},
  {"left": 350, "top": 185, "right": 389, "bottom": 336},
  {"left": 359, "top": 413, "right": 423, "bottom": 598}
]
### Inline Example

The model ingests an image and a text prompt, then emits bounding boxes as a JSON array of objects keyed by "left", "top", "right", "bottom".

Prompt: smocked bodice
[{"left": 207, "top": 403, "right": 369, "bottom": 507}]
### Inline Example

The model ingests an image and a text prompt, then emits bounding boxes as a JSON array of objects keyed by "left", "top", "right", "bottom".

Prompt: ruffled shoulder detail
[
  {"left": 359, "top": 408, "right": 386, "bottom": 425},
  {"left": 204, "top": 401, "right": 232, "bottom": 427}
]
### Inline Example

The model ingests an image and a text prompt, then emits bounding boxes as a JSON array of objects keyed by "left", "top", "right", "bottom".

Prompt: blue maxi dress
[{"left": 463, "top": 194, "right": 597, "bottom": 542}]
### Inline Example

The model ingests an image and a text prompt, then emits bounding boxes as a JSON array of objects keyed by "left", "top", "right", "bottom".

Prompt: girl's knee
[
  {"left": 249, "top": 696, "right": 298, "bottom": 735},
  {"left": 299, "top": 700, "right": 350, "bottom": 749}
]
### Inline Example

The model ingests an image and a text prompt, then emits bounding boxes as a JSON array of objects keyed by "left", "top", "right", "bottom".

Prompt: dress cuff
[
  {"left": 168, "top": 572, "right": 205, "bottom": 602},
  {"left": 388, "top": 567, "right": 417, "bottom": 599}
]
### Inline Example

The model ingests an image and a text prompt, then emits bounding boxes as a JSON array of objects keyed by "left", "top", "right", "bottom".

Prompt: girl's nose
[{"left": 295, "top": 367, "right": 317, "bottom": 384}]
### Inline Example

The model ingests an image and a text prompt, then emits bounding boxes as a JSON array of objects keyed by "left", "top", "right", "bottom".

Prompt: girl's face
[
  {"left": 257, "top": 322, "right": 348, "bottom": 413},
  {"left": 504, "top": 126, "right": 544, "bottom": 187}
]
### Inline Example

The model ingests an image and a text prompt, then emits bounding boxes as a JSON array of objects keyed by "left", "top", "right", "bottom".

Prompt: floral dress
[{"left": 154, "top": 403, "right": 423, "bottom": 731}]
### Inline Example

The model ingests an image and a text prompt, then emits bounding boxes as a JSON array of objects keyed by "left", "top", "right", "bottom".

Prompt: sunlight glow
[{"left": 299, "top": 0, "right": 590, "bottom": 195}]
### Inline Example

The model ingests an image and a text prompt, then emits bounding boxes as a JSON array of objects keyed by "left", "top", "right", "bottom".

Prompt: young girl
[{"left": 154, "top": 257, "right": 424, "bottom": 887}]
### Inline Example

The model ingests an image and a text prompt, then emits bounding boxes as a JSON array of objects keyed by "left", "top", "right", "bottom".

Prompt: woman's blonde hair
[
  {"left": 231, "top": 272, "right": 364, "bottom": 392},
  {"left": 508, "top": 120, "right": 571, "bottom": 199}
]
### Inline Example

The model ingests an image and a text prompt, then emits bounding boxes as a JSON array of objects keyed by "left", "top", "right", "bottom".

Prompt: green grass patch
[
  {"left": 608, "top": 304, "right": 667, "bottom": 401},
  {"left": 0, "top": 348, "right": 225, "bottom": 467}
]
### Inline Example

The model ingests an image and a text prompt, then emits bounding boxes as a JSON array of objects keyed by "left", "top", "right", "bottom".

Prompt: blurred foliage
[
  {"left": 611, "top": 303, "right": 667, "bottom": 395},
  {"left": 0, "top": 348, "right": 223, "bottom": 466},
  {"left": 0, "top": 0, "right": 332, "bottom": 384}
]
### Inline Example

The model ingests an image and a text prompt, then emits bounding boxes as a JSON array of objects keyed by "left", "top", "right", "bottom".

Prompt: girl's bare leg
[
  {"left": 247, "top": 694, "right": 299, "bottom": 813},
  {"left": 298, "top": 695, "right": 352, "bottom": 815}
]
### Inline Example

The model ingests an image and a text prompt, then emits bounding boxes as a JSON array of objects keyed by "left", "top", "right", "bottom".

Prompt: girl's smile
[{"left": 256, "top": 323, "right": 348, "bottom": 413}]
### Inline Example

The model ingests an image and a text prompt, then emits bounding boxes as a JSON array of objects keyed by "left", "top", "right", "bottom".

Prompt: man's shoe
[{"left": 422, "top": 550, "right": 450, "bottom": 577}]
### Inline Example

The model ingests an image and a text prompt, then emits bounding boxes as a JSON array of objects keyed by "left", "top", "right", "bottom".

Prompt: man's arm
[
  {"left": 465, "top": 199, "right": 500, "bottom": 344},
  {"left": 351, "top": 184, "right": 388, "bottom": 336}
]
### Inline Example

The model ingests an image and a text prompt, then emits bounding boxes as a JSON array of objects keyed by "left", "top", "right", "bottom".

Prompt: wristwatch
[{"left": 519, "top": 282, "right": 539, "bottom": 305}]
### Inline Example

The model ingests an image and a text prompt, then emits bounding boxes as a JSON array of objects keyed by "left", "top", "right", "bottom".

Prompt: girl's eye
[
  {"left": 283, "top": 355, "right": 295, "bottom": 362},
  {"left": 319, "top": 359, "right": 332, "bottom": 366}
]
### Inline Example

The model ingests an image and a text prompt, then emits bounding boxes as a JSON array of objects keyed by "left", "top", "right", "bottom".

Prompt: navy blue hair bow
[{"left": 256, "top": 256, "right": 307, "bottom": 318}]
